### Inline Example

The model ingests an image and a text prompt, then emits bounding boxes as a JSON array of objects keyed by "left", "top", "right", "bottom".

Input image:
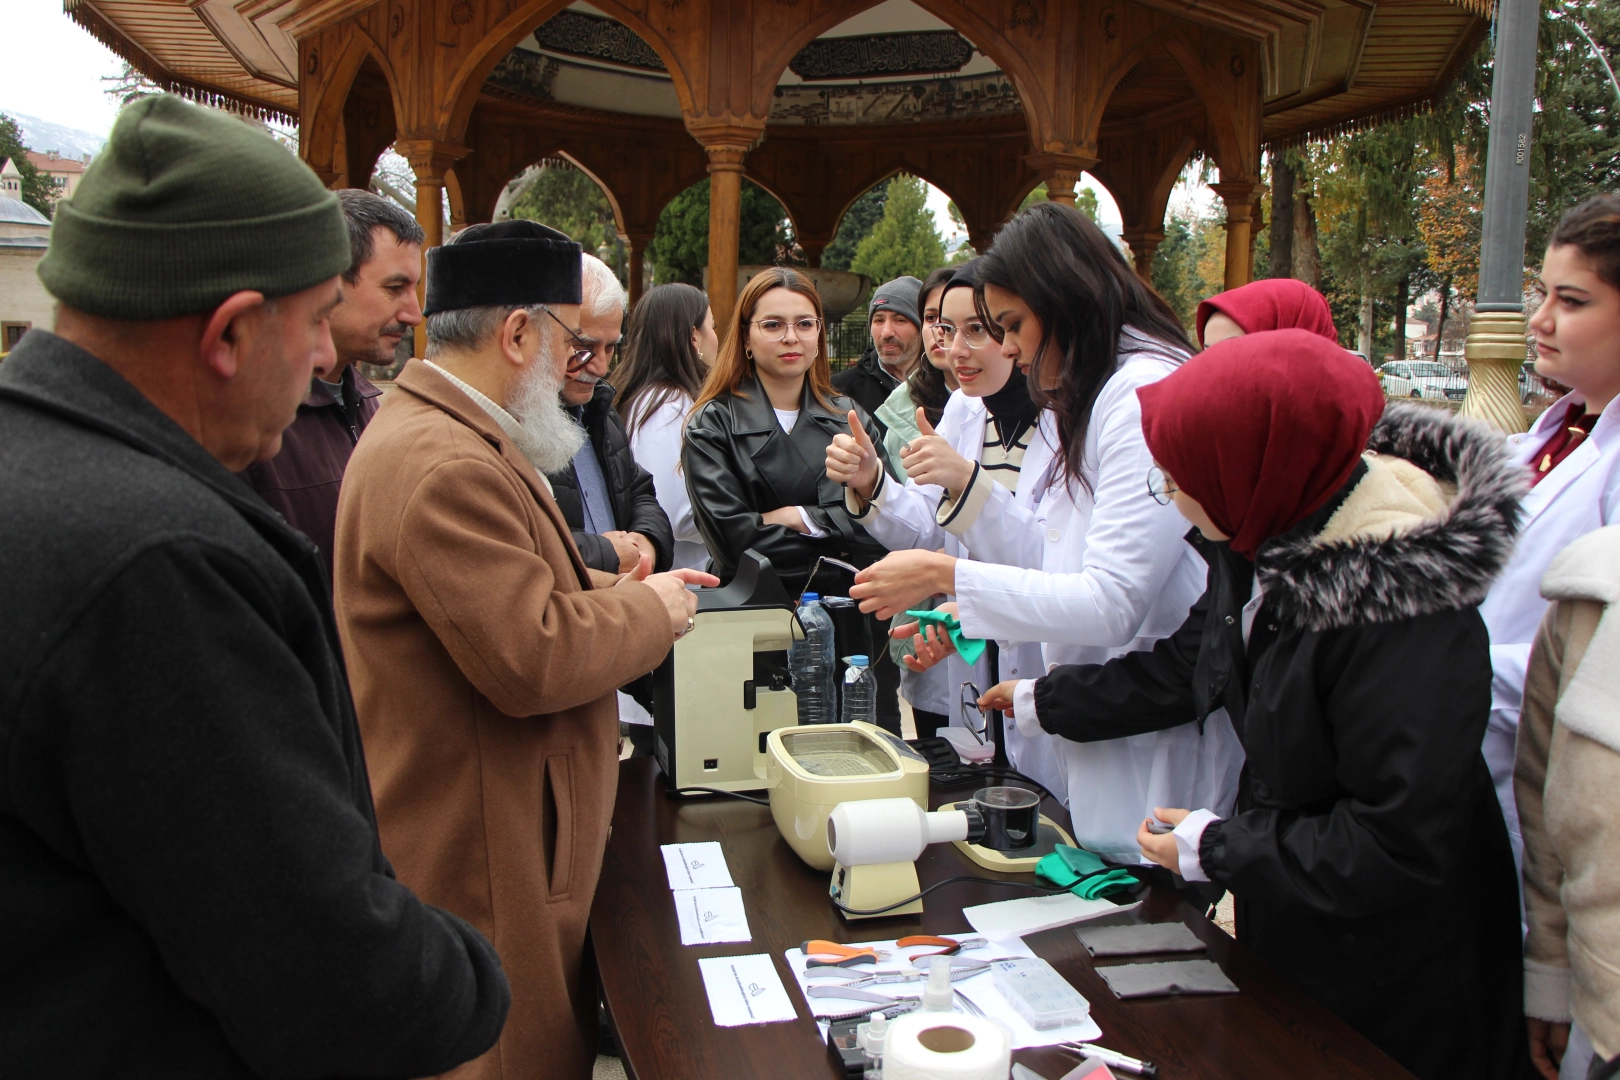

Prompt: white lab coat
[
  {"left": 627, "top": 393, "right": 710, "bottom": 572},
  {"left": 1479, "top": 393, "right": 1620, "bottom": 871},
  {"left": 950, "top": 343, "right": 1245, "bottom": 861},
  {"left": 848, "top": 390, "right": 1055, "bottom": 792}
]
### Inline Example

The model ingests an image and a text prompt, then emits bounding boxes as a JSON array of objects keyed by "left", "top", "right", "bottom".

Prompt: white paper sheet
[
  {"left": 697, "top": 953, "right": 798, "bottom": 1027},
  {"left": 962, "top": 894, "right": 1139, "bottom": 941},
  {"left": 782, "top": 934, "right": 1102, "bottom": 1049},
  {"left": 660, "top": 842, "right": 734, "bottom": 890},
  {"left": 673, "top": 886, "right": 752, "bottom": 945}
]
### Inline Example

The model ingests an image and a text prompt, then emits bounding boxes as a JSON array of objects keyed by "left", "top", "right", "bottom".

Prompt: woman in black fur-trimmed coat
[{"left": 983, "top": 333, "right": 1532, "bottom": 1080}]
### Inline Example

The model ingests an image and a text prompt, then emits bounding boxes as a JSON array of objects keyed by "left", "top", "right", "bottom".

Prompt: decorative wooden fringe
[
  {"left": 64, "top": 0, "right": 297, "bottom": 127},
  {"left": 1266, "top": 97, "right": 1436, "bottom": 151}
]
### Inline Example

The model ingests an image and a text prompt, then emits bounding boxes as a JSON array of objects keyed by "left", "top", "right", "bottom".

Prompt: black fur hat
[{"left": 423, "top": 220, "right": 582, "bottom": 316}]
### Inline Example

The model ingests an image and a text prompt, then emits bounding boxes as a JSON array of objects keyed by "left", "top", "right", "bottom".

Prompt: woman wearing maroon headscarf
[
  {"left": 1196, "top": 277, "right": 1339, "bottom": 346},
  {"left": 981, "top": 329, "right": 1530, "bottom": 1079}
]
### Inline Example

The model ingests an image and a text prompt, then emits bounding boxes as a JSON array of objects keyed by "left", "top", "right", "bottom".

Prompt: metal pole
[{"left": 1460, "top": 0, "right": 1542, "bottom": 433}]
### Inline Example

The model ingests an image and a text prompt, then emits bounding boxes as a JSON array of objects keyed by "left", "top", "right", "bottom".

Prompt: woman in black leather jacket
[{"left": 683, "top": 268, "right": 900, "bottom": 728}]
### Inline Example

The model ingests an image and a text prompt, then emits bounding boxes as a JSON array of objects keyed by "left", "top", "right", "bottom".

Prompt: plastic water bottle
[
  {"left": 789, "top": 593, "right": 836, "bottom": 724},
  {"left": 841, "top": 655, "right": 876, "bottom": 726}
]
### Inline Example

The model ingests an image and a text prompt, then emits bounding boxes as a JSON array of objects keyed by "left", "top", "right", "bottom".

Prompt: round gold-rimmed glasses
[
  {"left": 1146, "top": 465, "right": 1179, "bottom": 505},
  {"left": 930, "top": 319, "right": 994, "bottom": 350},
  {"left": 750, "top": 316, "right": 822, "bottom": 341}
]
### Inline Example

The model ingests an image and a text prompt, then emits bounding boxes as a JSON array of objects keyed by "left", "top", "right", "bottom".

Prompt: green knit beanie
[{"left": 38, "top": 94, "right": 350, "bottom": 320}]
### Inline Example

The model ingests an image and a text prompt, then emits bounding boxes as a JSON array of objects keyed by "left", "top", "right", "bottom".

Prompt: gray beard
[{"left": 507, "top": 343, "right": 587, "bottom": 474}]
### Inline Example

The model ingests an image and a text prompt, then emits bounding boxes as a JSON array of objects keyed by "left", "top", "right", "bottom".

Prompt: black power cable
[{"left": 675, "top": 787, "right": 771, "bottom": 806}]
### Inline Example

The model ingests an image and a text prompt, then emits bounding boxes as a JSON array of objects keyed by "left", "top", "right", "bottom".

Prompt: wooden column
[
  {"left": 1122, "top": 229, "right": 1165, "bottom": 282},
  {"left": 1210, "top": 181, "right": 1261, "bottom": 290},
  {"left": 799, "top": 234, "right": 833, "bottom": 269},
  {"left": 626, "top": 232, "right": 653, "bottom": 308},
  {"left": 1024, "top": 151, "right": 1096, "bottom": 209},
  {"left": 395, "top": 138, "right": 468, "bottom": 356},
  {"left": 690, "top": 127, "right": 757, "bottom": 334}
]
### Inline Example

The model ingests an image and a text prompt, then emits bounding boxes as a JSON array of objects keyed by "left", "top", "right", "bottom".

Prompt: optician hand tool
[
  {"left": 1061, "top": 1043, "right": 1158, "bottom": 1077},
  {"left": 805, "top": 959, "right": 995, "bottom": 988},
  {"left": 808, "top": 983, "right": 987, "bottom": 1018}
]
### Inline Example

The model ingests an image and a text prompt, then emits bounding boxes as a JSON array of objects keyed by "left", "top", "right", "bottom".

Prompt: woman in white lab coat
[
  {"left": 846, "top": 202, "right": 1245, "bottom": 860},
  {"left": 612, "top": 283, "right": 720, "bottom": 572},
  {"left": 1479, "top": 195, "right": 1620, "bottom": 889},
  {"left": 828, "top": 260, "right": 1060, "bottom": 797}
]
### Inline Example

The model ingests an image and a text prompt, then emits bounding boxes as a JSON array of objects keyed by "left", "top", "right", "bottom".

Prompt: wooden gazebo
[{"left": 66, "top": 0, "right": 1487, "bottom": 330}]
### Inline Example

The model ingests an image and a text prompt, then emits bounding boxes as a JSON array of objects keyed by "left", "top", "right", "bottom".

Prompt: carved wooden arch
[
  {"left": 738, "top": 0, "right": 1048, "bottom": 148},
  {"left": 1158, "top": 30, "right": 1261, "bottom": 182},
  {"left": 437, "top": 0, "right": 699, "bottom": 147},
  {"left": 300, "top": 23, "right": 398, "bottom": 185}
]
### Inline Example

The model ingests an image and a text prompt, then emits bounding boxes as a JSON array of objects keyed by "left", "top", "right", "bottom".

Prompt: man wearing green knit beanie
[{"left": 0, "top": 95, "right": 511, "bottom": 1078}]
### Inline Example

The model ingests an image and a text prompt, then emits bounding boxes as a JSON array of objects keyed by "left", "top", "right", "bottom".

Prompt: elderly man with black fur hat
[
  {"left": 334, "top": 220, "right": 717, "bottom": 1080},
  {"left": 0, "top": 94, "right": 510, "bottom": 1078}
]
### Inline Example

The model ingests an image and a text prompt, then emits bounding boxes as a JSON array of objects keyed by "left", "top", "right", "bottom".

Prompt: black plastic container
[{"left": 972, "top": 785, "right": 1041, "bottom": 851}]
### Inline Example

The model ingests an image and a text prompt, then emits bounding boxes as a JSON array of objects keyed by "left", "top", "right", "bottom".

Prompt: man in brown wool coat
[{"left": 335, "top": 220, "right": 715, "bottom": 1080}]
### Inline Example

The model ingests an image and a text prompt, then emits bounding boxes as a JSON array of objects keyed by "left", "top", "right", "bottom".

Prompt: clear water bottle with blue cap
[
  {"left": 789, "top": 593, "right": 836, "bottom": 724},
  {"left": 840, "top": 655, "right": 876, "bottom": 726}
]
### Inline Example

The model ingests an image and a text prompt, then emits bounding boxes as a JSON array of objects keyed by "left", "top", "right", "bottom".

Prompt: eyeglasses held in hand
[
  {"left": 959, "top": 681, "right": 989, "bottom": 744},
  {"left": 751, "top": 317, "right": 823, "bottom": 341},
  {"left": 1146, "top": 465, "right": 1179, "bottom": 505},
  {"left": 930, "top": 320, "right": 993, "bottom": 349}
]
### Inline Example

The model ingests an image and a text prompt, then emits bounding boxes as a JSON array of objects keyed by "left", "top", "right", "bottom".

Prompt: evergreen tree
[
  {"left": 0, "top": 114, "right": 58, "bottom": 217},
  {"left": 509, "top": 163, "right": 620, "bottom": 258},
  {"left": 849, "top": 175, "right": 945, "bottom": 284},
  {"left": 645, "top": 179, "right": 797, "bottom": 286},
  {"left": 822, "top": 186, "right": 886, "bottom": 271}
]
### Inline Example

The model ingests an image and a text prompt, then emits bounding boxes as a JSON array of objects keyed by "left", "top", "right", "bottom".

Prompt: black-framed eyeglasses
[
  {"left": 959, "top": 681, "right": 989, "bottom": 744},
  {"left": 1146, "top": 465, "right": 1179, "bottom": 505},
  {"left": 931, "top": 320, "right": 993, "bottom": 349},
  {"left": 537, "top": 305, "right": 596, "bottom": 371},
  {"left": 751, "top": 316, "right": 822, "bottom": 341}
]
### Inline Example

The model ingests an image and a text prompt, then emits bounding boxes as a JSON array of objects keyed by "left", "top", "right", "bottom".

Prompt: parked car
[{"left": 1379, "top": 361, "right": 1468, "bottom": 401}]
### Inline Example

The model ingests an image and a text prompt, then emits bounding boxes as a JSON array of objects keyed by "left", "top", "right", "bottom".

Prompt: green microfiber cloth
[
  {"left": 903, "top": 608, "right": 986, "bottom": 665},
  {"left": 1036, "top": 847, "right": 1139, "bottom": 900}
]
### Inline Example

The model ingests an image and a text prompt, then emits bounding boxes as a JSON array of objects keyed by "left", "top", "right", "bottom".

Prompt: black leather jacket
[{"left": 682, "top": 375, "right": 894, "bottom": 592}]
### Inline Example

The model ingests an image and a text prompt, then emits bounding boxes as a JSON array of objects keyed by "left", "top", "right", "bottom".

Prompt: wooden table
[{"left": 593, "top": 757, "right": 1415, "bottom": 1080}]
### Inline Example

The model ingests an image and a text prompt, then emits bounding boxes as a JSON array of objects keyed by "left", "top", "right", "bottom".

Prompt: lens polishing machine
[{"left": 653, "top": 550, "right": 800, "bottom": 795}]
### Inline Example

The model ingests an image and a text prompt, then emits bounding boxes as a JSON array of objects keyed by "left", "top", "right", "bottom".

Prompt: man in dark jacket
[
  {"left": 550, "top": 253, "right": 674, "bottom": 574},
  {"left": 0, "top": 94, "right": 508, "bottom": 1079},
  {"left": 831, "top": 275, "right": 923, "bottom": 437},
  {"left": 240, "top": 189, "right": 423, "bottom": 577}
]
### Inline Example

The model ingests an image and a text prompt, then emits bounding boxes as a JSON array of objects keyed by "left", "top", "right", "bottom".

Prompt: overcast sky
[{"left": 3, "top": 0, "right": 125, "bottom": 138}]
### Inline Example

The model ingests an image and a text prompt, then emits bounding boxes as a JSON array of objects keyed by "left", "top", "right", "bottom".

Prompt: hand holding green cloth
[
  {"left": 1035, "top": 846, "right": 1140, "bottom": 900},
  {"left": 902, "top": 608, "right": 986, "bottom": 665}
]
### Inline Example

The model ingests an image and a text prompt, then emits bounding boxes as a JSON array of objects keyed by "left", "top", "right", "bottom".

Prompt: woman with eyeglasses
[
  {"left": 977, "top": 330, "right": 1528, "bottom": 1080},
  {"left": 869, "top": 264, "right": 962, "bottom": 739},
  {"left": 683, "top": 268, "right": 903, "bottom": 732},
  {"left": 828, "top": 260, "right": 1056, "bottom": 787},
  {"left": 841, "top": 202, "right": 1243, "bottom": 861}
]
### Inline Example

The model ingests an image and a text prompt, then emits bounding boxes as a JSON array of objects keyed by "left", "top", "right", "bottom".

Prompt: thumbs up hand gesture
[
  {"left": 899, "top": 407, "right": 974, "bottom": 494},
  {"left": 826, "top": 409, "right": 882, "bottom": 498}
]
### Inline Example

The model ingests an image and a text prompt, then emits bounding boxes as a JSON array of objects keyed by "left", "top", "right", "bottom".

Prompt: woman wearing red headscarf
[
  {"left": 1196, "top": 277, "right": 1339, "bottom": 346},
  {"left": 980, "top": 329, "right": 1529, "bottom": 1080}
]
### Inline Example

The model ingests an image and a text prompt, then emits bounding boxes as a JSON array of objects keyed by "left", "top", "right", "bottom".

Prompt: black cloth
[
  {"left": 548, "top": 381, "right": 675, "bottom": 574},
  {"left": 1029, "top": 512, "right": 1528, "bottom": 1080},
  {"left": 0, "top": 331, "right": 510, "bottom": 1079},
  {"left": 831, "top": 347, "right": 902, "bottom": 438}
]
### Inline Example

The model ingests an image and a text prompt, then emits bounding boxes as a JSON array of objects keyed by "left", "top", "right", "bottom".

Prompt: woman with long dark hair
[
  {"left": 683, "top": 268, "right": 903, "bottom": 732},
  {"left": 848, "top": 201, "right": 1242, "bottom": 856},
  {"left": 612, "top": 283, "right": 717, "bottom": 571},
  {"left": 981, "top": 331, "right": 1528, "bottom": 1080}
]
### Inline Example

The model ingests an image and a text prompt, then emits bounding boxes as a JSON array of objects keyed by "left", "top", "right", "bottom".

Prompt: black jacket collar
[
  {"left": 725, "top": 373, "right": 845, "bottom": 437},
  {"left": 0, "top": 331, "right": 320, "bottom": 567}
]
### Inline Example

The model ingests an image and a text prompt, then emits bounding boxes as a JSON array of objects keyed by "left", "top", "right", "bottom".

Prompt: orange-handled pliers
[
  {"left": 800, "top": 940, "right": 888, "bottom": 968},
  {"left": 896, "top": 935, "right": 989, "bottom": 960}
]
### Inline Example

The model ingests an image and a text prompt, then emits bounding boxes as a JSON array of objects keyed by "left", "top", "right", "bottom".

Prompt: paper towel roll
[{"left": 883, "top": 1012, "right": 1011, "bottom": 1080}]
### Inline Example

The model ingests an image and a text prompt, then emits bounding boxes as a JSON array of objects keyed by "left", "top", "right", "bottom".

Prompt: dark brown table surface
[{"left": 593, "top": 756, "right": 1416, "bottom": 1080}]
